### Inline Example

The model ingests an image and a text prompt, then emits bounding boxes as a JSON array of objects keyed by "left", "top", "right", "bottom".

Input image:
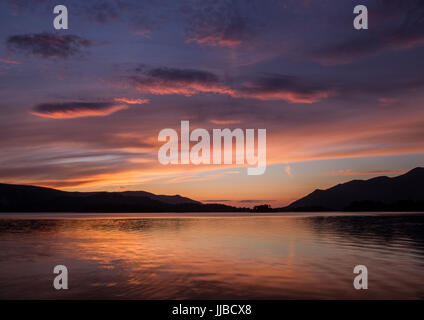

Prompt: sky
[{"left": 1, "top": 0, "right": 424, "bottom": 207}]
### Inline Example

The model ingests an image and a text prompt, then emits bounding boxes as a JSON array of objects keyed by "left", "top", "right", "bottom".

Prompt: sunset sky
[{"left": 1, "top": 0, "right": 424, "bottom": 207}]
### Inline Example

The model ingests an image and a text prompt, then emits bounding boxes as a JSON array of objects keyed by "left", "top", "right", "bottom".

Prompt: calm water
[{"left": 0, "top": 212, "right": 423, "bottom": 299}]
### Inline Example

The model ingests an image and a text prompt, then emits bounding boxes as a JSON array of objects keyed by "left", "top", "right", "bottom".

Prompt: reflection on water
[{"left": 0, "top": 213, "right": 423, "bottom": 299}]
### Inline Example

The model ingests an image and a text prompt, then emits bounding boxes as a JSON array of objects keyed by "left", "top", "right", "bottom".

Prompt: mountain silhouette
[
  {"left": 0, "top": 183, "right": 244, "bottom": 213},
  {"left": 2, "top": 167, "right": 424, "bottom": 213},
  {"left": 280, "top": 167, "right": 424, "bottom": 211}
]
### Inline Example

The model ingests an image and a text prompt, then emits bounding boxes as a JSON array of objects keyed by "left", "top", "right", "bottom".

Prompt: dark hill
[
  {"left": 280, "top": 167, "right": 424, "bottom": 211},
  {"left": 0, "top": 183, "right": 243, "bottom": 213}
]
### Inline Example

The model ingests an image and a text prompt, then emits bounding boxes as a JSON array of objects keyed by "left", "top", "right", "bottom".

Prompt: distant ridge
[
  {"left": 0, "top": 183, "right": 245, "bottom": 213},
  {"left": 278, "top": 167, "right": 424, "bottom": 212},
  {"left": 2, "top": 167, "right": 424, "bottom": 213}
]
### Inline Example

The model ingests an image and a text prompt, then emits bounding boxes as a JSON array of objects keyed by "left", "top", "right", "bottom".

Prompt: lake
[{"left": 0, "top": 212, "right": 423, "bottom": 299}]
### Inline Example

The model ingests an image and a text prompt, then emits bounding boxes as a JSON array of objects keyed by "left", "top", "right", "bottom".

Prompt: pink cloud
[
  {"left": 234, "top": 87, "right": 334, "bottom": 103},
  {"left": 114, "top": 97, "right": 150, "bottom": 104}
]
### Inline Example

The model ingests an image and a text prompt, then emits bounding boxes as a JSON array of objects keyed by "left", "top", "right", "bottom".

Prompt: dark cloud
[
  {"left": 127, "top": 67, "right": 234, "bottom": 96},
  {"left": 183, "top": 0, "right": 255, "bottom": 47},
  {"left": 125, "top": 65, "right": 424, "bottom": 104},
  {"left": 124, "top": 66, "right": 335, "bottom": 103},
  {"left": 147, "top": 67, "right": 220, "bottom": 83},
  {"left": 32, "top": 102, "right": 128, "bottom": 119},
  {"left": 234, "top": 74, "right": 334, "bottom": 103},
  {"left": 7, "top": 33, "right": 92, "bottom": 59}
]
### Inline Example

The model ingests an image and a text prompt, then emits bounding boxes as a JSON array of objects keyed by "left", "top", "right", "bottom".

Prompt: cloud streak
[
  {"left": 125, "top": 67, "right": 333, "bottom": 103},
  {"left": 114, "top": 97, "right": 149, "bottom": 104},
  {"left": 7, "top": 33, "right": 92, "bottom": 59},
  {"left": 209, "top": 119, "right": 242, "bottom": 125},
  {"left": 31, "top": 102, "right": 128, "bottom": 119},
  {"left": 0, "top": 57, "right": 20, "bottom": 64},
  {"left": 234, "top": 74, "right": 334, "bottom": 103},
  {"left": 128, "top": 67, "right": 234, "bottom": 96}
]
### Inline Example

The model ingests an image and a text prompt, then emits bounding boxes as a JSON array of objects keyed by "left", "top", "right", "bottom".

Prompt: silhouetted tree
[{"left": 252, "top": 204, "right": 272, "bottom": 212}]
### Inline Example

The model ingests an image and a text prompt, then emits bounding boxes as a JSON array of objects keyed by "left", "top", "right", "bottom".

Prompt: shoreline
[{"left": 0, "top": 211, "right": 423, "bottom": 220}]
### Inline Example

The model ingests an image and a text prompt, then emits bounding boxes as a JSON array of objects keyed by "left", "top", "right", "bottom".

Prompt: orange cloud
[
  {"left": 186, "top": 35, "right": 242, "bottom": 48},
  {"left": 234, "top": 89, "right": 333, "bottom": 103},
  {"left": 209, "top": 119, "right": 242, "bottom": 125},
  {"left": 134, "top": 81, "right": 235, "bottom": 97},
  {"left": 114, "top": 97, "right": 149, "bottom": 104}
]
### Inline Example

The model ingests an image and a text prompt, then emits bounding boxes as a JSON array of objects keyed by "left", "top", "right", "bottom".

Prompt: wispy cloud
[
  {"left": 209, "top": 119, "right": 241, "bottom": 125},
  {"left": 31, "top": 102, "right": 128, "bottom": 119},
  {"left": 234, "top": 74, "right": 334, "bottom": 103},
  {"left": 127, "top": 67, "right": 234, "bottom": 96},
  {"left": 0, "top": 57, "right": 20, "bottom": 64},
  {"left": 164, "top": 170, "right": 240, "bottom": 184},
  {"left": 125, "top": 66, "right": 333, "bottom": 103},
  {"left": 114, "top": 97, "right": 149, "bottom": 104},
  {"left": 323, "top": 169, "right": 406, "bottom": 177}
]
